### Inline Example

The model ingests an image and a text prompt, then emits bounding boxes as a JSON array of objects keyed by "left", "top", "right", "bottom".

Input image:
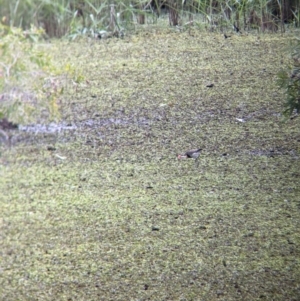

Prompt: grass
[{"left": 1, "top": 28, "right": 300, "bottom": 300}]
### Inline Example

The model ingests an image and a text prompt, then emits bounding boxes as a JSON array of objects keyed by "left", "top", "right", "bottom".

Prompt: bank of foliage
[
  {"left": 0, "top": 0, "right": 298, "bottom": 39},
  {"left": 278, "top": 38, "right": 300, "bottom": 117},
  {"left": 0, "top": 23, "right": 80, "bottom": 124}
]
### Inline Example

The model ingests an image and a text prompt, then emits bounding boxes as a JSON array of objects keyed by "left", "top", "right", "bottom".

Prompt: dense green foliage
[
  {"left": 0, "top": 24, "right": 55, "bottom": 123},
  {"left": 0, "top": 23, "right": 83, "bottom": 124},
  {"left": 0, "top": 0, "right": 298, "bottom": 38},
  {"left": 278, "top": 38, "right": 300, "bottom": 116}
]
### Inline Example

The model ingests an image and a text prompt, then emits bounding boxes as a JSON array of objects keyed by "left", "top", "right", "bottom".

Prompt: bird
[
  {"left": 233, "top": 24, "right": 240, "bottom": 33},
  {"left": 177, "top": 148, "right": 202, "bottom": 160}
]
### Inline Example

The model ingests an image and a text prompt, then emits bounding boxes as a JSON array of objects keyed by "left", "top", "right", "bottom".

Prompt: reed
[{"left": 0, "top": 0, "right": 298, "bottom": 38}]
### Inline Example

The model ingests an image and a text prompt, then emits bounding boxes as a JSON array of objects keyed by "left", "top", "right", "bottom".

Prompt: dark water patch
[
  {"left": 19, "top": 122, "right": 77, "bottom": 134},
  {"left": 17, "top": 115, "right": 152, "bottom": 136}
]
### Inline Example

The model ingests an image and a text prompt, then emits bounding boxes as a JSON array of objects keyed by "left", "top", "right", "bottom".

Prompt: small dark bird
[
  {"left": 233, "top": 24, "right": 240, "bottom": 33},
  {"left": 178, "top": 149, "right": 202, "bottom": 160},
  {"left": 224, "top": 34, "right": 231, "bottom": 39}
]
